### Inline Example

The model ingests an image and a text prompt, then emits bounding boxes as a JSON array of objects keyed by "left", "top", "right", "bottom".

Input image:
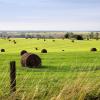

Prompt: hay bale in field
[
  {"left": 1, "top": 49, "right": 5, "bottom": 52},
  {"left": 90, "top": 48, "right": 97, "bottom": 52},
  {"left": 37, "top": 38, "right": 39, "bottom": 40},
  {"left": 52, "top": 40, "right": 55, "bottom": 42},
  {"left": 35, "top": 47, "right": 38, "bottom": 50},
  {"left": 13, "top": 40, "right": 16, "bottom": 44},
  {"left": 20, "top": 50, "right": 27, "bottom": 56},
  {"left": 21, "top": 53, "right": 41, "bottom": 68},
  {"left": 13, "top": 40, "right": 15, "bottom": 42},
  {"left": 41, "top": 49, "right": 47, "bottom": 53},
  {"left": 71, "top": 39, "right": 74, "bottom": 43},
  {"left": 9, "top": 39, "right": 11, "bottom": 42},
  {"left": 87, "top": 38, "right": 89, "bottom": 40},
  {"left": 14, "top": 41, "right": 16, "bottom": 44},
  {"left": 44, "top": 39, "right": 46, "bottom": 42},
  {"left": 62, "top": 50, "right": 64, "bottom": 51}
]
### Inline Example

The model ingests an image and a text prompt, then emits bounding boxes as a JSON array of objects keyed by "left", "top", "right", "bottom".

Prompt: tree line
[{"left": 0, "top": 32, "right": 100, "bottom": 40}]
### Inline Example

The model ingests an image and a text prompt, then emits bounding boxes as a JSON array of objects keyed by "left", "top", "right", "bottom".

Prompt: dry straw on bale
[
  {"left": 21, "top": 52, "right": 41, "bottom": 68},
  {"left": 41, "top": 49, "right": 47, "bottom": 53}
]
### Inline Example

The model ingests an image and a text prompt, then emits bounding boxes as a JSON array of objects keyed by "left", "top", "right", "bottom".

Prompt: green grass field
[{"left": 0, "top": 38, "right": 100, "bottom": 100}]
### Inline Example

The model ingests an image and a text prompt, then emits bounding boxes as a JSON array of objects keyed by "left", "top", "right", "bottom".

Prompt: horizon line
[{"left": 0, "top": 30, "right": 100, "bottom": 32}]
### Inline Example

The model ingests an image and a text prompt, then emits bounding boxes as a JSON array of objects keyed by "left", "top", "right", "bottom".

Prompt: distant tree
[
  {"left": 64, "top": 33, "right": 69, "bottom": 38},
  {"left": 64, "top": 32, "right": 74, "bottom": 39},
  {"left": 95, "top": 32, "right": 99, "bottom": 40},
  {"left": 31, "top": 34, "right": 35, "bottom": 38},
  {"left": 26, "top": 35, "right": 32, "bottom": 38},
  {"left": 49, "top": 36, "right": 54, "bottom": 39},
  {"left": 89, "top": 32, "right": 94, "bottom": 39},
  {"left": 77, "top": 35, "right": 83, "bottom": 40},
  {"left": 20, "top": 34, "right": 25, "bottom": 38},
  {"left": 0, "top": 34, "right": 3, "bottom": 38},
  {"left": 86, "top": 35, "right": 90, "bottom": 40},
  {"left": 36, "top": 35, "right": 41, "bottom": 38},
  {"left": 73, "top": 35, "right": 83, "bottom": 40},
  {"left": 70, "top": 32, "right": 74, "bottom": 38}
]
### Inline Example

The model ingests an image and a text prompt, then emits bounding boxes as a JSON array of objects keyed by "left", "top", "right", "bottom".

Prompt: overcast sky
[{"left": 0, "top": 0, "right": 100, "bottom": 31}]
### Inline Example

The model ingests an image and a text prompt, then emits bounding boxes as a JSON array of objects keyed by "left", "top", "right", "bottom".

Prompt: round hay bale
[
  {"left": 37, "top": 38, "right": 39, "bottom": 40},
  {"left": 14, "top": 41, "right": 16, "bottom": 44},
  {"left": 87, "top": 38, "right": 89, "bottom": 40},
  {"left": 90, "top": 48, "right": 97, "bottom": 52},
  {"left": 41, "top": 49, "right": 47, "bottom": 53},
  {"left": 9, "top": 39, "right": 11, "bottom": 42},
  {"left": 21, "top": 53, "right": 41, "bottom": 68},
  {"left": 71, "top": 40, "right": 74, "bottom": 43},
  {"left": 44, "top": 39, "right": 46, "bottom": 41},
  {"left": 1, "top": 49, "right": 5, "bottom": 52},
  {"left": 35, "top": 47, "right": 38, "bottom": 50},
  {"left": 13, "top": 40, "right": 16, "bottom": 44},
  {"left": 13, "top": 40, "right": 16, "bottom": 42},
  {"left": 20, "top": 50, "right": 27, "bottom": 56},
  {"left": 52, "top": 40, "right": 55, "bottom": 42}
]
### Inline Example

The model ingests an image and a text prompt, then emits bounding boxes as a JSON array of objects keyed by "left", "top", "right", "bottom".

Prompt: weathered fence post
[{"left": 10, "top": 61, "right": 16, "bottom": 93}]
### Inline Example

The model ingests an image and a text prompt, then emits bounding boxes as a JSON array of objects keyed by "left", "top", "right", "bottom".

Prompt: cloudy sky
[{"left": 0, "top": 0, "right": 100, "bottom": 31}]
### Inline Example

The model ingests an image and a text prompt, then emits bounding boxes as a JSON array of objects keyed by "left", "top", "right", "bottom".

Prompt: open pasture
[{"left": 0, "top": 38, "right": 100, "bottom": 100}]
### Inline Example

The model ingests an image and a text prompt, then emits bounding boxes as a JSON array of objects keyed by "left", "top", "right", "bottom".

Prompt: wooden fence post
[{"left": 10, "top": 61, "right": 16, "bottom": 93}]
